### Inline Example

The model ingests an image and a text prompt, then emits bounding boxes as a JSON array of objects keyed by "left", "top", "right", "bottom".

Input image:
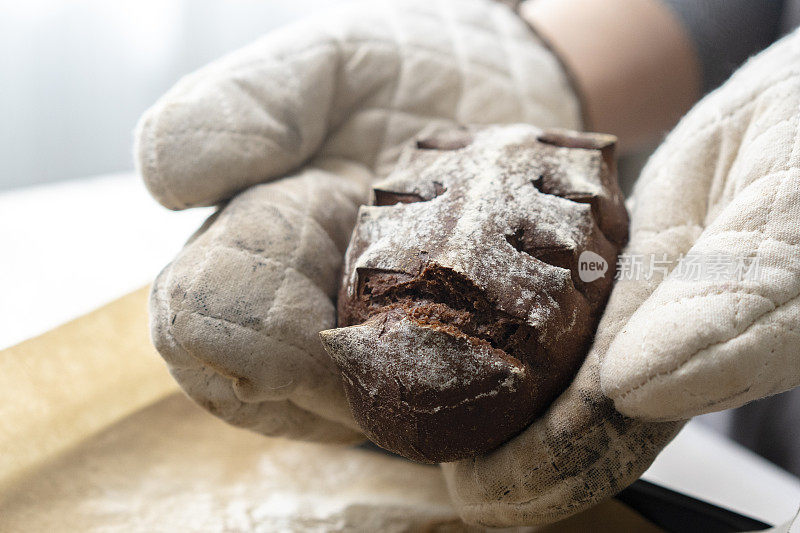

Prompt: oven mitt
[
  {"left": 443, "top": 27, "right": 800, "bottom": 528},
  {"left": 136, "top": 0, "right": 582, "bottom": 444},
  {"left": 441, "top": 300, "right": 683, "bottom": 526},
  {"left": 600, "top": 27, "right": 800, "bottom": 420}
]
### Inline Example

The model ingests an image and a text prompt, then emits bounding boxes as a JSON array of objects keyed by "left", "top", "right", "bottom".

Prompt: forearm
[{"left": 520, "top": 0, "right": 701, "bottom": 152}]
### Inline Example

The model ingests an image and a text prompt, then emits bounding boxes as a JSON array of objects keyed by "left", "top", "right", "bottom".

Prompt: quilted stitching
[
  {"left": 602, "top": 29, "right": 800, "bottom": 421},
  {"left": 451, "top": 26, "right": 800, "bottom": 528},
  {"left": 154, "top": 170, "right": 366, "bottom": 435},
  {"left": 135, "top": 0, "right": 581, "bottom": 210},
  {"left": 153, "top": 266, "right": 341, "bottom": 438}
]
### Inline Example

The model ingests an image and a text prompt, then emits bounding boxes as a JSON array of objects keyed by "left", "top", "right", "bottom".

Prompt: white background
[{"left": 0, "top": 0, "right": 345, "bottom": 190}]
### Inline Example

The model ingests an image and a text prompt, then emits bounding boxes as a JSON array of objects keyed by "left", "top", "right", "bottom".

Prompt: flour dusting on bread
[{"left": 320, "top": 124, "right": 628, "bottom": 463}]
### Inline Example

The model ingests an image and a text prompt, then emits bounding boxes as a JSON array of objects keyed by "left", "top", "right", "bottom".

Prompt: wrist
[
  {"left": 519, "top": 0, "right": 700, "bottom": 152},
  {"left": 499, "top": 0, "right": 592, "bottom": 132}
]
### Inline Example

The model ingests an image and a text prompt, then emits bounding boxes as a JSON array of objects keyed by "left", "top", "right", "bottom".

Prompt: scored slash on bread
[{"left": 320, "top": 124, "right": 628, "bottom": 463}]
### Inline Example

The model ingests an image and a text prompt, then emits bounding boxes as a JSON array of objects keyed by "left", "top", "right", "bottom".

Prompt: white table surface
[{"left": 1, "top": 173, "right": 798, "bottom": 527}]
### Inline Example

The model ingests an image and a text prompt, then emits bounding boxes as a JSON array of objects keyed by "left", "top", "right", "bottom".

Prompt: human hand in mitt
[
  {"left": 598, "top": 30, "right": 800, "bottom": 419},
  {"left": 444, "top": 18, "right": 800, "bottom": 532},
  {"left": 136, "top": 0, "right": 582, "bottom": 444},
  {"left": 138, "top": 0, "right": 799, "bottom": 527}
]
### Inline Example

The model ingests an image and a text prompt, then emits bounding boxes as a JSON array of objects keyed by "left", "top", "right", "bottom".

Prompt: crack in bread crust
[{"left": 345, "top": 265, "right": 534, "bottom": 369}]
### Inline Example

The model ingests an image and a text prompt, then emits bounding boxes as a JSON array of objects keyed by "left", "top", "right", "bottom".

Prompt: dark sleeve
[{"left": 660, "top": 0, "right": 786, "bottom": 93}]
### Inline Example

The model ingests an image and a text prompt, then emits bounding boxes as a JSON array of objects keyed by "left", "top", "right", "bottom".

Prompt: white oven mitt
[
  {"left": 444, "top": 29, "right": 800, "bottom": 528},
  {"left": 136, "top": 0, "right": 582, "bottom": 444},
  {"left": 599, "top": 28, "right": 800, "bottom": 421}
]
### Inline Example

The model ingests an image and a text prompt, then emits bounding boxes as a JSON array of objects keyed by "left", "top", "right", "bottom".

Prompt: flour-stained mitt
[
  {"left": 135, "top": 0, "right": 581, "bottom": 211},
  {"left": 600, "top": 28, "right": 800, "bottom": 421},
  {"left": 149, "top": 167, "right": 369, "bottom": 442},
  {"left": 137, "top": 0, "right": 582, "bottom": 442},
  {"left": 444, "top": 29, "right": 800, "bottom": 529}
]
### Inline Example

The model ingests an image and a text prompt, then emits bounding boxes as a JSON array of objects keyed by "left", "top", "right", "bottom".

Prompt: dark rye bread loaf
[{"left": 319, "top": 124, "right": 628, "bottom": 463}]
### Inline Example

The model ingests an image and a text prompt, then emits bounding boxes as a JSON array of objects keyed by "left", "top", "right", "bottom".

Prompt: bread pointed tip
[{"left": 318, "top": 321, "right": 383, "bottom": 366}]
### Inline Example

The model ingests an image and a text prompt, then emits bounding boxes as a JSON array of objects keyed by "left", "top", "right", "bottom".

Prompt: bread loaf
[{"left": 320, "top": 124, "right": 628, "bottom": 463}]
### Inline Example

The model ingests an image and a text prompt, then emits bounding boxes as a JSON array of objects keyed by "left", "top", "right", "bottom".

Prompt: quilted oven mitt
[
  {"left": 136, "top": 0, "right": 583, "bottom": 444},
  {"left": 444, "top": 30, "right": 800, "bottom": 527},
  {"left": 599, "top": 28, "right": 800, "bottom": 420}
]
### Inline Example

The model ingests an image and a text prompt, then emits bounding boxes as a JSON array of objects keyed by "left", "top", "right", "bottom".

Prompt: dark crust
[
  {"left": 337, "top": 265, "right": 578, "bottom": 463},
  {"left": 341, "top": 310, "right": 541, "bottom": 464},
  {"left": 328, "top": 125, "right": 629, "bottom": 463},
  {"left": 342, "top": 265, "right": 537, "bottom": 370}
]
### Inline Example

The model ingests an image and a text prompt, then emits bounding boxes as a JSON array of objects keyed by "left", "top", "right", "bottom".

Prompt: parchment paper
[{"left": 0, "top": 288, "right": 660, "bottom": 532}]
